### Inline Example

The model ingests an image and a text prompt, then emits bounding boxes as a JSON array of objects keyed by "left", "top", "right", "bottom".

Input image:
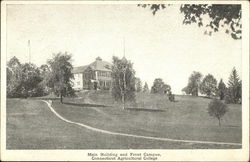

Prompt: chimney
[{"left": 96, "top": 56, "right": 102, "bottom": 61}]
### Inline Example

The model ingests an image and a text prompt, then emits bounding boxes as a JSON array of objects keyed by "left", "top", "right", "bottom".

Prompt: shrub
[{"left": 168, "top": 94, "right": 175, "bottom": 102}]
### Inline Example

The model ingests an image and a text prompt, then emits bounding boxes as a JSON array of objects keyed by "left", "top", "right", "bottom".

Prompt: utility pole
[
  {"left": 122, "top": 37, "right": 126, "bottom": 110},
  {"left": 123, "top": 37, "right": 125, "bottom": 58},
  {"left": 122, "top": 66, "right": 126, "bottom": 110},
  {"left": 28, "top": 40, "right": 31, "bottom": 64}
]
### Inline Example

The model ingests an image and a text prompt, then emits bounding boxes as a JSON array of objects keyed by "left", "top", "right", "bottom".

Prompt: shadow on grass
[
  {"left": 62, "top": 102, "right": 109, "bottom": 108},
  {"left": 31, "top": 97, "right": 60, "bottom": 101},
  {"left": 125, "top": 107, "right": 166, "bottom": 112}
]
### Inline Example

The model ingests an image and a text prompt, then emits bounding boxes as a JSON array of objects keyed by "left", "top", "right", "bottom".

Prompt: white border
[{"left": 1, "top": 1, "right": 249, "bottom": 161}]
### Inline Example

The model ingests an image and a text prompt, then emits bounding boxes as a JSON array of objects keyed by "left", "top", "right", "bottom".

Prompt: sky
[{"left": 6, "top": 4, "right": 242, "bottom": 94}]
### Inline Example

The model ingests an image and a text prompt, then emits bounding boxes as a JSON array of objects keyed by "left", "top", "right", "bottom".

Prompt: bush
[
  {"left": 224, "top": 93, "right": 232, "bottom": 104},
  {"left": 168, "top": 94, "right": 175, "bottom": 102}
]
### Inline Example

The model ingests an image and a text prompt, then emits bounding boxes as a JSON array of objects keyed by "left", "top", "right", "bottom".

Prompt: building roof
[
  {"left": 72, "top": 65, "right": 88, "bottom": 73},
  {"left": 72, "top": 57, "right": 112, "bottom": 74}
]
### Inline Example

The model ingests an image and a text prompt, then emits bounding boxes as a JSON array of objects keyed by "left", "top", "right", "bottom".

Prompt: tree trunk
[
  {"left": 60, "top": 93, "right": 63, "bottom": 103},
  {"left": 118, "top": 78, "right": 124, "bottom": 110},
  {"left": 121, "top": 93, "right": 125, "bottom": 110},
  {"left": 123, "top": 71, "right": 126, "bottom": 110},
  {"left": 218, "top": 118, "right": 221, "bottom": 127}
]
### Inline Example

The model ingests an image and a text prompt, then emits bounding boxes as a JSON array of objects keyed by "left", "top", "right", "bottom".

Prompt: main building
[{"left": 72, "top": 57, "right": 112, "bottom": 90}]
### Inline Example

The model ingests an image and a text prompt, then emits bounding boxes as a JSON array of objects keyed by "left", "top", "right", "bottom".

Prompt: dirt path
[{"left": 42, "top": 100, "right": 242, "bottom": 146}]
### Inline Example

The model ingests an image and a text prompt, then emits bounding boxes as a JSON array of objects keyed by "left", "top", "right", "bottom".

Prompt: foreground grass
[
  {"left": 50, "top": 91, "right": 241, "bottom": 148},
  {"left": 7, "top": 90, "right": 242, "bottom": 149},
  {"left": 7, "top": 98, "right": 241, "bottom": 149}
]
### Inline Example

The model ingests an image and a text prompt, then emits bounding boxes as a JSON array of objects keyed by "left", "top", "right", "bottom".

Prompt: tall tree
[
  {"left": 39, "top": 64, "right": 52, "bottom": 94},
  {"left": 143, "top": 82, "right": 149, "bottom": 93},
  {"left": 7, "top": 57, "right": 22, "bottom": 97},
  {"left": 47, "top": 52, "right": 74, "bottom": 103},
  {"left": 138, "top": 4, "right": 241, "bottom": 40},
  {"left": 200, "top": 74, "right": 217, "bottom": 97},
  {"left": 183, "top": 71, "right": 202, "bottom": 96},
  {"left": 20, "top": 63, "right": 43, "bottom": 97},
  {"left": 111, "top": 56, "right": 136, "bottom": 109},
  {"left": 225, "top": 67, "right": 241, "bottom": 104},
  {"left": 217, "top": 79, "right": 227, "bottom": 100}
]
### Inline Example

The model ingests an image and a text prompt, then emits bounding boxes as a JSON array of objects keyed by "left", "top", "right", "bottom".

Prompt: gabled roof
[
  {"left": 72, "top": 57, "right": 112, "bottom": 74},
  {"left": 72, "top": 65, "right": 88, "bottom": 74},
  {"left": 89, "top": 60, "right": 112, "bottom": 72}
]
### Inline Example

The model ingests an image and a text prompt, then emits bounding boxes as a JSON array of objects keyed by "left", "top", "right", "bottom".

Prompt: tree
[
  {"left": 200, "top": 74, "right": 217, "bottom": 97},
  {"left": 182, "top": 71, "right": 202, "bottom": 96},
  {"left": 39, "top": 64, "right": 52, "bottom": 95},
  {"left": 162, "top": 84, "right": 171, "bottom": 94},
  {"left": 20, "top": 63, "right": 43, "bottom": 97},
  {"left": 7, "top": 57, "right": 23, "bottom": 97},
  {"left": 40, "top": 64, "right": 50, "bottom": 78},
  {"left": 151, "top": 78, "right": 171, "bottom": 94},
  {"left": 135, "top": 77, "right": 142, "bottom": 92},
  {"left": 207, "top": 99, "right": 228, "bottom": 126},
  {"left": 138, "top": 4, "right": 241, "bottom": 40},
  {"left": 143, "top": 82, "right": 149, "bottom": 93},
  {"left": 47, "top": 52, "right": 74, "bottom": 103},
  {"left": 7, "top": 57, "right": 44, "bottom": 98},
  {"left": 111, "top": 56, "right": 136, "bottom": 109},
  {"left": 168, "top": 91, "right": 175, "bottom": 102},
  {"left": 151, "top": 78, "right": 164, "bottom": 93},
  {"left": 217, "top": 79, "right": 227, "bottom": 100},
  {"left": 182, "top": 86, "right": 191, "bottom": 95},
  {"left": 225, "top": 67, "right": 241, "bottom": 104}
]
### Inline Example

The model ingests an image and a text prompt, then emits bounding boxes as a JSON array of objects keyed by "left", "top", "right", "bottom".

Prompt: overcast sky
[{"left": 7, "top": 4, "right": 242, "bottom": 94}]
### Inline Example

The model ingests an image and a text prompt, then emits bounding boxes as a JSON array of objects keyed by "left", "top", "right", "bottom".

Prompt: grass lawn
[
  {"left": 7, "top": 99, "right": 209, "bottom": 149},
  {"left": 52, "top": 91, "right": 241, "bottom": 148},
  {"left": 6, "top": 91, "right": 241, "bottom": 149}
]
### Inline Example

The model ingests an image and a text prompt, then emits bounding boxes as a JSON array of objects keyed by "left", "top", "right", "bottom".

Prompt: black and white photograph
[{"left": 1, "top": 0, "right": 249, "bottom": 161}]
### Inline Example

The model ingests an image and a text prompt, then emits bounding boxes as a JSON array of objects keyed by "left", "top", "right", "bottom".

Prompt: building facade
[{"left": 72, "top": 57, "right": 112, "bottom": 90}]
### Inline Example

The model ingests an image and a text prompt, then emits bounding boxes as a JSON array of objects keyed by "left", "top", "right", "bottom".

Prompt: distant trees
[
  {"left": 208, "top": 99, "right": 228, "bottom": 126},
  {"left": 225, "top": 68, "right": 242, "bottom": 104},
  {"left": 200, "top": 74, "right": 217, "bottom": 97},
  {"left": 135, "top": 77, "right": 142, "bottom": 92},
  {"left": 182, "top": 71, "right": 202, "bottom": 96},
  {"left": 151, "top": 78, "right": 174, "bottom": 101},
  {"left": 217, "top": 79, "right": 227, "bottom": 100},
  {"left": 151, "top": 78, "right": 171, "bottom": 94},
  {"left": 46, "top": 52, "right": 75, "bottom": 103},
  {"left": 143, "top": 82, "right": 149, "bottom": 93},
  {"left": 111, "top": 56, "right": 136, "bottom": 109},
  {"left": 182, "top": 68, "right": 241, "bottom": 104}
]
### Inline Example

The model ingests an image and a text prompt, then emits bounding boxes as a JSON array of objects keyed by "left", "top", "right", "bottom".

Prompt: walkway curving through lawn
[{"left": 42, "top": 100, "right": 242, "bottom": 146}]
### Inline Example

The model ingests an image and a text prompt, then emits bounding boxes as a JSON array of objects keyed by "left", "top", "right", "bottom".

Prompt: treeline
[
  {"left": 182, "top": 68, "right": 242, "bottom": 104},
  {"left": 7, "top": 52, "right": 75, "bottom": 102}
]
